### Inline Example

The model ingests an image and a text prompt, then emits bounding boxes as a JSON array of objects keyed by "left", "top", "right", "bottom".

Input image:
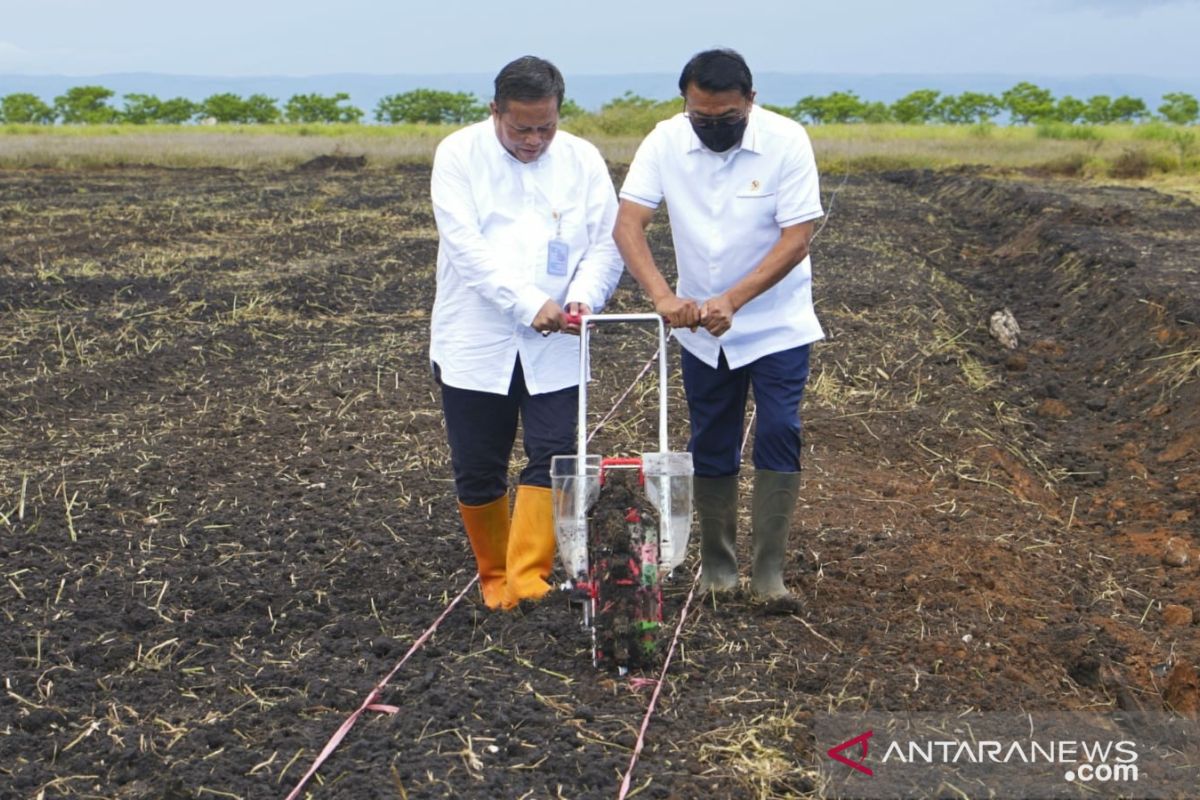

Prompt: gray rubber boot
[
  {"left": 693, "top": 475, "right": 740, "bottom": 594},
  {"left": 750, "top": 469, "right": 801, "bottom": 601}
]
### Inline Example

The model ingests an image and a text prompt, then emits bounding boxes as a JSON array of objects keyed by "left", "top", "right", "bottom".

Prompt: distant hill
[{"left": 3, "top": 72, "right": 1198, "bottom": 117}]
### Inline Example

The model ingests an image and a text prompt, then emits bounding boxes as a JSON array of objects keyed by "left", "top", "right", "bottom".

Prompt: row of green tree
[
  {"left": 1, "top": 83, "right": 1197, "bottom": 126},
  {"left": 774, "top": 84, "right": 1199, "bottom": 125},
  {"left": 0, "top": 86, "right": 369, "bottom": 125},
  {"left": 0, "top": 86, "right": 495, "bottom": 125}
]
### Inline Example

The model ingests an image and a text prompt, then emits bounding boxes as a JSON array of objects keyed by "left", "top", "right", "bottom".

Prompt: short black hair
[
  {"left": 494, "top": 56, "right": 565, "bottom": 110},
  {"left": 678, "top": 49, "right": 753, "bottom": 98}
]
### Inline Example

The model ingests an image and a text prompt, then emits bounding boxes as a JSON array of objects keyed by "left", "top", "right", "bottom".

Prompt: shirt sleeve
[
  {"left": 774, "top": 125, "right": 824, "bottom": 228},
  {"left": 430, "top": 138, "right": 549, "bottom": 326},
  {"left": 618, "top": 127, "right": 665, "bottom": 210},
  {"left": 565, "top": 147, "right": 624, "bottom": 312}
]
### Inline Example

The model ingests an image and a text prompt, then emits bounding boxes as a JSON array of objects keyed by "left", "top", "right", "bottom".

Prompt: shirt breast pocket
[
  {"left": 734, "top": 187, "right": 776, "bottom": 200},
  {"left": 731, "top": 187, "right": 776, "bottom": 223}
]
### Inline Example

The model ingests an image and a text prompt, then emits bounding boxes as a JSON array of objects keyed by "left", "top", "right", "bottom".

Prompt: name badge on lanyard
[{"left": 547, "top": 210, "right": 569, "bottom": 276}]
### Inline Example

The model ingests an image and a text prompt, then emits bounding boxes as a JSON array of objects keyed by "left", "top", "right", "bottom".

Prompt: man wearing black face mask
[{"left": 614, "top": 48, "right": 824, "bottom": 607}]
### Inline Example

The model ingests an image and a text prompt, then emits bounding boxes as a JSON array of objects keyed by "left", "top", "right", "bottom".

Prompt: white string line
[{"left": 813, "top": 169, "right": 851, "bottom": 243}]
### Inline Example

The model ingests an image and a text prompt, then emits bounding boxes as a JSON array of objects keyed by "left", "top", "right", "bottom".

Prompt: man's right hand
[
  {"left": 531, "top": 299, "right": 567, "bottom": 335},
  {"left": 654, "top": 294, "right": 701, "bottom": 331}
]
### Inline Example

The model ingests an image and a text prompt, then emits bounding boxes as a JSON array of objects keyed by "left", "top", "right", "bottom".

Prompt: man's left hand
[
  {"left": 563, "top": 302, "right": 592, "bottom": 335},
  {"left": 700, "top": 295, "right": 735, "bottom": 337}
]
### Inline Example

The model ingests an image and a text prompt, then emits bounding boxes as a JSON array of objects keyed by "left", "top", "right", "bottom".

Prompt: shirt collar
[
  {"left": 741, "top": 106, "right": 762, "bottom": 154},
  {"left": 683, "top": 104, "right": 762, "bottom": 156}
]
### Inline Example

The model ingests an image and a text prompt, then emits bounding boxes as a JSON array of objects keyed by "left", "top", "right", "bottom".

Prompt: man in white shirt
[
  {"left": 430, "top": 56, "right": 623, "bottom": 610},
  {"left": 614, "top": 49, "right": 823, "bottom": 605}
]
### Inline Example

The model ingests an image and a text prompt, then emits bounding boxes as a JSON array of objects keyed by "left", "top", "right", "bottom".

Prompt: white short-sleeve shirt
[
  {"left": 620, "top": 106, "right": 824, "bottom": 369},
  {"left": 430, "top": 121, "right": 623, "bottom": 395}
]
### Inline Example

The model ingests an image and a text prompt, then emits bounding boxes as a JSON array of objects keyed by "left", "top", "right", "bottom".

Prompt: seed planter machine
[{"left": 551, "top": 313, "right": 694, "bottom": 674}]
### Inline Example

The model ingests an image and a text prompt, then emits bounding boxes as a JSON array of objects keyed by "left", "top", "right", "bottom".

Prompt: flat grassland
[{"left": 2, "top": 121, "right": 1197, "bottom": 191}]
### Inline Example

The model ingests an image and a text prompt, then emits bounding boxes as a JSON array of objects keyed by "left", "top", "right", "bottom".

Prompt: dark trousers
[
  {"left": 680, "top": 344, "right": 811, "bottom": 478},
  {"left": 437, "top": 359, "right": 578, "bottom": 505}
]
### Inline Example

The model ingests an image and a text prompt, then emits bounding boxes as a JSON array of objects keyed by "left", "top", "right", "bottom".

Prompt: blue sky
[{"left": 1, "top": 0, "right": 1198, "bottom": 78}]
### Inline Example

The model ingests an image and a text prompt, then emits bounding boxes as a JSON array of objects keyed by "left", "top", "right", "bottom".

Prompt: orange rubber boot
[
  {"left": 458, "top": 496, "right": 510, "bottom": 609},
  {"left": 505, "top": 485, "right": 556, "bottom": 604}
]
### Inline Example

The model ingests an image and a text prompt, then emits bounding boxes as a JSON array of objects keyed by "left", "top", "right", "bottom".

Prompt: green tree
[
  {"left": 794, "top": 91, "right": 868, "bottom": 124},
  {"left": 861, "top": 101, "right": 892, "bottom": 123},
  {"left": 54, "top": 85, "right": 119, "bottom": 124},
  {"left": 200, "top": 93, "right": 248, "bottom": 123},
  {"left": 375, "top": 89, "right": 487, "bottom": 124},
  {"left": 1083, "top": 95, "right": 1115, "bottom": 124},
  {"left": 157, "top": 97, "right": 200, "bottom": 124},
  {"left": 1054, "top": 95, "right": 1088, "bottom": 124},
  {"left": 590, "top": 91, "right": 680, "bottom": 135},
  {"left": 597, "top": 91, "right": 683, "bottom": 118},
  {"left": 559, "top": 98, "right": 586, "bottom": 119},
  {"left": 284, "top": 92, "right": 363, "bottom": 123},
  {"left": 1, "top": 92, "right": 56, "bottom": 124},
  {"left": 1157, "top": 92, "right": 1198, "bottom": 125},
  {"left": 890, "top": 89, "right": 941, "bottom": 124},
  {"left": 938, "top": 92, "right": 1000, "bottom": 124},
  {"left": 244, "top": 94, "right": 281, "bottom": 124},
  {"left": 121, "top": 93, "right": 163, "bottom": 124},
  {"left": 1110, "top": 95, "right": 1148, "bottom": 123},
  {"left": 200, "top": 93, "right": 278, "bottom": 124},
  {"left": 1001, "top": 82, "right": 1055, "bottom": 124},
  {"left": 761, "top": 102, "right": 797, "bottom": 119}
]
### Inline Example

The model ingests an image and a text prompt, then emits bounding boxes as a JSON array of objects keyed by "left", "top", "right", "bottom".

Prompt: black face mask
[{"left": 691, "top": 116, "right": 748, "bottom": 153}]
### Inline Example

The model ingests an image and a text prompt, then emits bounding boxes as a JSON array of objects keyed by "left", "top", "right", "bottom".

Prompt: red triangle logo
[{"left": 827, "top": 730, "right": 874, "bottom": 776}]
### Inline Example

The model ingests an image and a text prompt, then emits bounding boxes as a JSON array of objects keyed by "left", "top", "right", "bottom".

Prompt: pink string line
[
  {"left": 283, "top": 575, "right": 479, "bottom": 800},
  {"left": 586, "top": 348, "right": 660, "bottom": 446},
  {"left": 285, "top": 327, "right": 695, "bottom": 799},
  {"left": 615, "top": 566, "right": 702, "bottom": 800}
]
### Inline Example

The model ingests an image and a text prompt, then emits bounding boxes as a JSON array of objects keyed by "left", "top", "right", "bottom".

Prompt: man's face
[
  {"left": 491, "top": 96, "right": 559, "bottom": 163},
  {"left": 683, "top": 84, "right": 755, "bottom": 132}
]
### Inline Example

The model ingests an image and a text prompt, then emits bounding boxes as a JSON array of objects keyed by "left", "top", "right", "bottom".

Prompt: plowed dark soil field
[{"left": 1, "top": 161, "right": 1197, "bottom": 799}]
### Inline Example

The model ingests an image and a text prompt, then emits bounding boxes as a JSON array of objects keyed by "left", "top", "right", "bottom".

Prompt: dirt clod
[
  {"left": 1163, "top": 537, "right": 1192, "bottom": 567},
  {"left": 1164, "top": 660, "right": 1200, "bottom": 718},
  {"left": 1036, "top": 398, "right": 1072, "bottom": 419},
  {"left": 1163, "top": 605, "right": 1195, "bottom": 627}
]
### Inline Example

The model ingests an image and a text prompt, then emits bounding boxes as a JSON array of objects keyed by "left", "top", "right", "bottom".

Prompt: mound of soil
[
  {"left": 294, "top": 154, "right": 367, "bottom": 172},
  {"left": 589, "top": 467, "right": 662, "bottom": 673},
  {"left": 0, "top": 164, "right": 1196, "bottom": 798}
]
